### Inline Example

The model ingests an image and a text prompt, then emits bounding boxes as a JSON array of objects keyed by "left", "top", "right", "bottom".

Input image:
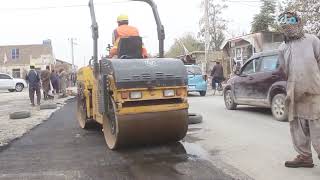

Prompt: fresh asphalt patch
[{"left": 0, "top": 99, "right": 234, "bottom": 180}]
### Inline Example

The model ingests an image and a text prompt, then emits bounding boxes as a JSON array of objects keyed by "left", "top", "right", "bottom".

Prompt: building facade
[
  {"left": 55, "top": 59, "right": 73, "bottom": 73},
  {"left": 0, "top": 40, "right": 55, "bottom": 78}
]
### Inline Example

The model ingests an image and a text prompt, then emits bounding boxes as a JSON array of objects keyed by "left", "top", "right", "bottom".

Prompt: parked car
[
  {"left": 0, "top": 73, "right": 28, "bottom": 92},
  {"left": 185, "top": 65, "right": 207, "bottom": 96},
  {"left": 223, "top": 51, "right": 288, "bottom": 121}
]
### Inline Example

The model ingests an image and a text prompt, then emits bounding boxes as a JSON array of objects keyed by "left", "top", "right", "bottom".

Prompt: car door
[
  {"left": 251, "top": 55, "right": 282, "bottom": 99},
  {"left": 0, "top": 74, "right": 14, "bottom": 89},
  {"left": 234, "top": 58, "right": 260, "bottom": 99}
]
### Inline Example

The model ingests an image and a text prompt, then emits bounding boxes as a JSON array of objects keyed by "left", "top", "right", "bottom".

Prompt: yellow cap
[
  {"left": 117, "top": 14, "right": 129, "bottom": 22},
  {"left": 30, "top": 63, "right": 35, "bottom": 67}
]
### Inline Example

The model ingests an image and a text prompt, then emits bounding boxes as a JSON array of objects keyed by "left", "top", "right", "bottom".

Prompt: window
[
  {"left": 254, "top": 58, "right": 262, "bottom": 72},
  {"left": 12, "top": 69, "right": 21, "bottom": 78},
  {"left": 236, "top": 48, "right": 242, "bottom": 60},
  {"left": 242, "top": 58, "right": 261, "bottom": 75},
  {"left": 260, "top": 55, "right": 279, "bottom": 72},
  {"left": 186, "top": 66, "right": 202, "bottom": 75},
  {"left": 11, "top": 48, "right": 19, "bottom": 59},
  {"left": 242, "top": 60, "right": 254, "bottom": 75},
  {"left": 0, "top": 74, "right": 11, "bottom": 79}
]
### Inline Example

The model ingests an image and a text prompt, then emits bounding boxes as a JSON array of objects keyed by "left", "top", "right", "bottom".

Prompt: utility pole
[
  {"left": 204, "top": 0, "right": 210, "bottom": 74},
  {"left": 69, "top": 38, "right": 77, "bottom": 72}
]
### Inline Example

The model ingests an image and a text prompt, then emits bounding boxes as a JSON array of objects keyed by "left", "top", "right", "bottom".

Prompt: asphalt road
[{"left": 0, "top": 98, "right": 233, "bottom": 180}]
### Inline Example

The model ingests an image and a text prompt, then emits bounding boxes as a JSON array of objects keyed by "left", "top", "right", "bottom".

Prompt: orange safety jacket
[{"left": 110, "top": 25, "right": 148, "bottom": 58}]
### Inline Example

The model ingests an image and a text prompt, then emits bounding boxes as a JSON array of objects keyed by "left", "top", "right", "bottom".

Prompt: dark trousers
[
  {"left": 212, "top": 77, "right": 223, "bottom": 89},
  {"left": 29, "top": 86, "right": 41, "bottom": 105}
]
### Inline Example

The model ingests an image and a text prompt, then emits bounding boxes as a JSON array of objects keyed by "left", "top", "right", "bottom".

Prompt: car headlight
[
  {"left": 130, "top": 91, "right": 142, "bottom": 99},
  {"left": 163, "top": 89, "right": 175, "bottom": 97}
]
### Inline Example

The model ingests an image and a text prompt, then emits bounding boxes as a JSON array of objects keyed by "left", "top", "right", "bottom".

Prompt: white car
[{"left": 0, "top": 73, "right": 28, "bottom": 92}]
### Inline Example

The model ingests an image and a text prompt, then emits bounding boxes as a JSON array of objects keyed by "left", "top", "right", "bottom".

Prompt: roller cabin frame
[{"left": 88, "top": 0, "right": 165, "bottom": 77}]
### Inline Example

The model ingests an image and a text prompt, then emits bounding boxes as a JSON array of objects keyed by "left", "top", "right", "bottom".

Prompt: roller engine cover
[{"left": 100, "top": 58, "right": 188, "bottom": 89}]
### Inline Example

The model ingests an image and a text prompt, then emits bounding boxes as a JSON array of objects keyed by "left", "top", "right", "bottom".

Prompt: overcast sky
[{"left": 0, "top": 0, "right": 263, "bottom": 67}]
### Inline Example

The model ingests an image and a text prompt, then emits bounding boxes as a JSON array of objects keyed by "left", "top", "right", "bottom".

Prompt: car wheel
[
  {"left": 15, "top": 83, "right": 24, "bottom": 92},
  {"left": 271, "top": 94, "right": 288, "bottom": 122},
  {"left": 199, "top": 91, "right": 206, "bottom": 96},
  {"left": 8, "top": 89, "right": 15, "bottom": 92},
  {"left": 224, "top": 90, "right": 237, "bottom": 110}
]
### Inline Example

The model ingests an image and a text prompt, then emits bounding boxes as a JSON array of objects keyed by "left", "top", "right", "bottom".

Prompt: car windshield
[{"left": 186, "top": 66, "right": 202, "bottom": 75}]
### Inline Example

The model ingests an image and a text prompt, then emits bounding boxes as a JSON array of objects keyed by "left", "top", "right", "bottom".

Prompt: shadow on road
[{"left": 236, "top": 106, "right": 271, "bottom": 115}]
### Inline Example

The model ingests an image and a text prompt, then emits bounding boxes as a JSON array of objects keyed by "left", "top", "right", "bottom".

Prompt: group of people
[{"left": 25, "top": 65, "right": 69, "bottom": 106}]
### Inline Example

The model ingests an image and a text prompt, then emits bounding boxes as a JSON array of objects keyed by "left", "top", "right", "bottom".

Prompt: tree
[
  {"left": 251, "top": 0, "right": 277, "bottom": 33},
  {"left": 281, "top": 0, "right": 320, "bottom": 36},
  {"left": 199, "top": 0, "right": 227, "bottom": 51},
  {"left": 165, "top": 33, "right": 204, "bottom": 58}
]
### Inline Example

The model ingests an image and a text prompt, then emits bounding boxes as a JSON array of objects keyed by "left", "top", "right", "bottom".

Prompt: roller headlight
[
  {"left": 130, "top": 91, "right": 142, "bottom": 99},
  {"left": 164, "top": 89, "right": 175, "bottom": 97}
]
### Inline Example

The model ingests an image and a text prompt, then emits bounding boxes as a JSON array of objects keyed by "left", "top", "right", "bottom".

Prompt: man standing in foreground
[
  {"left": 278, "top": 11, "right": 320, "bottom": 168},
  {"left": 26, "top": 64, "right": 41, "bottom": 106}
]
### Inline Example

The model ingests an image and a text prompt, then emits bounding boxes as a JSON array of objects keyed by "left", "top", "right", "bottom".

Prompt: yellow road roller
[{"left": 76, "top": 0, "right": 189, "bottom": 150}]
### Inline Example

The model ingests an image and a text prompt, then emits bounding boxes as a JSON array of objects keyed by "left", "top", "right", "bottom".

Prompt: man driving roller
[{"left": 109, "top": 14, "right": 148, "bottom": 58}]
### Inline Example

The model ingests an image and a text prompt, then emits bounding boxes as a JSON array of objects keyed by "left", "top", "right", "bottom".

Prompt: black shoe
[
  {"left": 285, "top": 155, "right": 314, "bottom": 168},
  {"left": 31, "top": 103, "right": 35, "bottom": 107}
]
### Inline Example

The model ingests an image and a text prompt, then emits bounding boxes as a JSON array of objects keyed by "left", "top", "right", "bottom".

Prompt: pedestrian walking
[
  {"left": 71, "top": 72, "right": 77, "bottom": 87},
  {"left": 50, "top": 70, "right": 59, "bottom": 94},
  {"left": 59, "top": 68, "right": 68, "bottom": 97},
  {"left": 41, "top": 66, "right": 52, "bottom": 100},
  {"left": 56, "top": 72, "right": 60, "bottom": 93},
  {"left": 210, "top": 61, "right": 224, "bottom": 90},
  {"left": 25, "top": 64, "right": 41, "bottom": 106},
  {"left": 278, "top": 11, "right": 320, "bottom": 168}
]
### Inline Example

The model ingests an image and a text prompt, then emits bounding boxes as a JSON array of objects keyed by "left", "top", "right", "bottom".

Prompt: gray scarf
[{"left": 281, "top": 23, "right": 305, "bottom": 43}]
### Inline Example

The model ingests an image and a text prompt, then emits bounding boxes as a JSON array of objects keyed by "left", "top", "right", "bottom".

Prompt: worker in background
[
  {"left": 109, "top": 14, "right": 148, "bottom": 58},
  {"left": 26, "top": 64, "right": 41, "bottom": 106},
  {"left": 278, "top": 11, "right": 320, "bottom": 168},
  {"left": 211, "top": 61, "right": 224, "bottom": 91},
  {"left": 50, "top": 70, "right": 59, "bottom": 94},
  {"left": 59, "top": 68, "right": 68, "bottom": 98},
  {"left": 41, "top": 66, "right": 52, "bottom": 100}
]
